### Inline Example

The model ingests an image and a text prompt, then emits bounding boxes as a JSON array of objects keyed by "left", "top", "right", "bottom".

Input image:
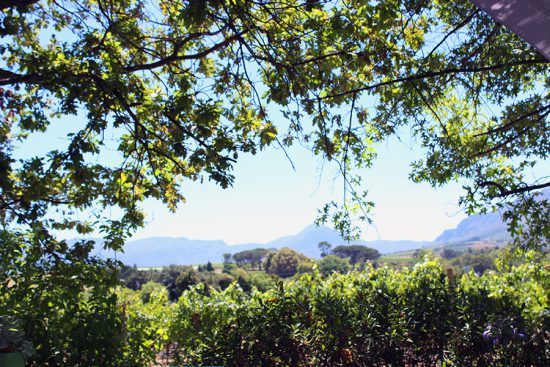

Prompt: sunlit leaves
[
  {"left": 126, "top": 256, "right": 550, "bottom": 366},
  {"left": 0, "top": 0, "right": 547, "bottom": 256}
]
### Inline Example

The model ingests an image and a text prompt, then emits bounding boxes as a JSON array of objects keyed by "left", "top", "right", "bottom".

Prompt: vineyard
[
  {"left": 112, "top": 256, "right": 549, "bottom": 367},
  {"left": 1, "top": 0, "right": 549, "bottom": 366},
  {"left": 1, "top": 235, "right": 548, "bottom": 366}
]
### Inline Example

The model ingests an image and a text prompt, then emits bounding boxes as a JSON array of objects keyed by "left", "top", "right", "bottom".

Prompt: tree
[
  {"left": 0, "top": 0, "right": 546, "bottom": 253},
  {"left": 332, "top": 245, "right": 381, "bottom": 267},
  {"left": 1, "top": 1, "right": 548, "bottom": 363},
  {"left": 441, "top": 247, "right": 460, "bottom": 259},
  {"left": 222, "top": 253, "right": 233, "bottom": 265},
  {"left": 159, "top": 265, "right": 199, "bottom": 301},
  {"left": 318, "top": 241, "right": 332, "bottom": 257},
  {"left": 205, "top": 261, "right": 214, "bottom": 272},
  {"left": 249, "top": 248, "right": 270, "bottom": 270},
  {"left": 122, "top": 269, "right": 151, "bottom": 290},
  {"left": 232, "top": 250, "right": 252, "bottom": 268},
  {"left": 264, "top": 248, "right": 308, "bottom": 278},
  {"left": 232, "top": 248, "right": 269, "bottom": 270},
  {"left": 318, "top": 255, "right": 350, "bottom": 276}
]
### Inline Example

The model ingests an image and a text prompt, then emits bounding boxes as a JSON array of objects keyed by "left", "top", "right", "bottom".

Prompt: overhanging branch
[
  {"left": 0, "top": 0, "right": 38, "bottom": 11},
  {"left": 314, "top": 58, "right": 548, "bottom": 101},
  {"left": 0, "top": 68, "right": 40, "bottom": 86},
  {"left": 124, "top": 33, "right": 244, "bottom": 73},
  {"left": 479, "top": 181, "right": 550, "bottom": 197}
]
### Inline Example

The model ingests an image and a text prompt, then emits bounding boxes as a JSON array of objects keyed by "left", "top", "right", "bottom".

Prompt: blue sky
[
  {"left": 128, "top": 131, "right": 469, "bottom": 244},
  {"left": 16, "top": 112, "right": 470, "bottom": 244},
  {"left": 7, "top": 5, "right": 548, "bottom": 246}
]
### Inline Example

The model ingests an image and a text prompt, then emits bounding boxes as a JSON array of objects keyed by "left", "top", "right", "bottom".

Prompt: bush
[
  {"left": 0, "top": 232, "right": 133, "bottom": 366},
  {"left": 317, "top": 255, "right": 350, "bottom": 276},
  {"left": 139, "top": 281, "right": 166, "bottom": 304},
  {"left": 216, "top": 274, "right": 234, "bottom": 290},
  {"left": 296, "top": 260, "right": 316, "bottom": 275},
  {"left": 163, "top": 257, "right": 549, "bottom": 366},
  {"left": 247, "top": 272, "right": 276, "bottom": 292},
  {"left": 264, "top": 248, "right": 308, "bottom": 278},
  {"left": 160, "top": 265, "right": 200, "bottom": 301}
]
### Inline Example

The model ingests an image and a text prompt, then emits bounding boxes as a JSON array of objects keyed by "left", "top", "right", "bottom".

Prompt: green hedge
[
  {"left": 3, "top": 234, "right": 547, "bottom": 367},
  {"left": 121, "top": 256, "right": 549, "bottom": 366}
]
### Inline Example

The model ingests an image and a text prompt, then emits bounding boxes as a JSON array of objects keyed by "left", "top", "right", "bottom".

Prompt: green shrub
[
  {"left": 163, "top": 257, "right": 549, "bottom": 366},
  {"left": 247, "top": 271, "right": 276, "bottom": 292},
  {"left": 0, "top": 232, "right": 133, "bottom": 366},
  {"left": 317, "top": 255, "right": 350, "bottom": 276},
  {"left": 139, "top": 281, "right": 166, "bottom": 304}
]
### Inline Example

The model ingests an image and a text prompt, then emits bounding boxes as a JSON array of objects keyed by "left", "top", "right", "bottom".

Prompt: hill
[
  {"left": 96, "top": 225, "right": 430, "bottom": 267},
  {"left": 433, "top": 212, "right": 510, "bottom": 244},
  {"left": 434, "top": 189, "right": 549, "bottom": 244},
  {"left": 93, "top": 189, "right": 550, "bottom": 266}
]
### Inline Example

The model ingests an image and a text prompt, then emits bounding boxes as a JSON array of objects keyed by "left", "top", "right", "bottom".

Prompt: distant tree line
[
  {"left": 412, "top": 246, "right": 501, "bottom": 275},
  {"left": 120, "top": 243, "right": 385, "bottom": 301},
  {"left": 226, "top": 248, "right": 271, "bottom": 270},
  {"left": 318, "top": 242, "right": 381, "bottom": 266}
]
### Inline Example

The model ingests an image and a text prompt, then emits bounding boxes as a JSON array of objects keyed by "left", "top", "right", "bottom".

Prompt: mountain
[
  {"left": 264, "top": 224, "right": 431, "bottom": 258},
  {"left": 90, "top": 189, "right": 547, "bottom": 266},
  {"left": 434, "top": 189, "right": 549, "bottom": 244},
  {"left": 98, "top": 225, "right": 430, "bottom": 267},
  {"left": 95, "top": 238, "right": 260, "bottom": 267},
  {"left": 433, "top": 212, "right": 510, "bottom": 244}
]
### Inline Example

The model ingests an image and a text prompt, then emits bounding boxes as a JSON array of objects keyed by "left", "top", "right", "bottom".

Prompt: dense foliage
[
  {"left": 317, "top": 254, "right": 350, "bottom": 276},
  {"left": 0, "top": 231, "right": 124, "bottom": 366},
  {"left": 445, "top": 247, "right": 500, "bottom": 274},
  {"left": 3, "top": 230, "right": 548, "bottom": 366},
  {"left": 0, "top": 0, "right": 548, "bottom": 365},
  {"left": 264, "top": 247, "right": 311, "bottom": 277},
  {"left": 232, "top": 248, "right": 270, "bottom": 270},
  {"left": 0, "top": 0, "right": 547, "bottom": 245},
  {"left": 332, "top": 244, "right": 381, "bottom": 266},
  {"left": 117, "top": 256, "right": 549, "bottom": 367}
]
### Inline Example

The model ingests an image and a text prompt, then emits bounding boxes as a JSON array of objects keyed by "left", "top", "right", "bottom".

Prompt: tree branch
[
  {"left": 165, "top": 114, "right": 237, "bottom": 164},
  {"left": 479, "top": 181, "right": 550, "bottom": 197},
  {"left": 0, "top": 0, "right": 38, "bottom": 11},
  {"left": 0, "top": 68, "right": 40, "bottom": 86},
  {"left": 124, "top": 33, "right": 244, "bottom": 73},
  {"left": 472, "top": 126, "right": 532, "bottom": 158},
  {"left": 474, "top": 105, "right": 550, "bottom": 137},
  {"left": 315, "top": 59, "right": 548, "bottom": 101}
]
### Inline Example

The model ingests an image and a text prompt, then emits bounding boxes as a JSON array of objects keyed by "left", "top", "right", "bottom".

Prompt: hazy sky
[
  {"left": 17, "top": 110, "right": 477, "bottom": 244},
  {"left": 17, "top": 111, "right": 473, "bottom": 245},
  {"left": 128, "top": 132, "right": 469, "bottom": 244}
]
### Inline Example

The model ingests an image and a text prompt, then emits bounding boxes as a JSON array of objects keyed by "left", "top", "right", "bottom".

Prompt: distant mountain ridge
[
  {"left": 96, "top": 224, "right": 431, "bottom": 267},
  {"left": 433, "top": 212, "right": 510, "bottom": 244},
  {"left": 433, "top": 189, "right": 549, "bottom": 244},
  {"left": 92, "top": 189, "right": 548, "bottom": 266}
]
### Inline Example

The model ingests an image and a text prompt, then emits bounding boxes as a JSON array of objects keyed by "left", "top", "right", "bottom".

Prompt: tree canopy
[
  {"left": 317, "top": 254, "right": 350, "bottom": 275},
  {"left": 232, "top": 248, "right": 270, "bottom": 269},
  {"left": 0, "top": 0, "right": 548, "bottom": 249},
  {"left": 264, "top": 247, "right": 307, "bottom": 277},
  {"left": 332, "top": 244, "right": 381, "bottom": 265},
  {"left": 318, "top": 241, "right": 332, "bottom": 257}
]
